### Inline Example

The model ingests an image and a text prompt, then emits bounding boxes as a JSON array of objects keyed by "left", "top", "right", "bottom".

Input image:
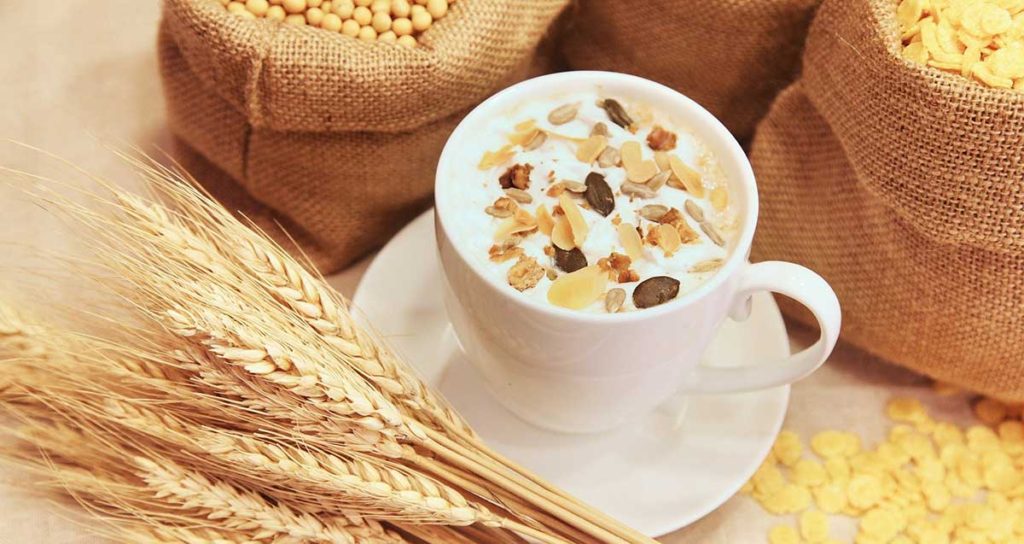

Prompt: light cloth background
[{"left": 0, "top": 2, "right": 981, "bottom": 543}]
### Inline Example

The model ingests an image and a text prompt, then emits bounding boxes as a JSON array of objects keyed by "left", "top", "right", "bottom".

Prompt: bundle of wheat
[{"left": 0, "top": 153, "right": 653, "bottom": 544}]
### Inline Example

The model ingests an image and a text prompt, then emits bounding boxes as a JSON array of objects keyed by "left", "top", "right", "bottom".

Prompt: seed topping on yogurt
[{"left": 456, "top": 89, "right": 737, "bottom": 313}]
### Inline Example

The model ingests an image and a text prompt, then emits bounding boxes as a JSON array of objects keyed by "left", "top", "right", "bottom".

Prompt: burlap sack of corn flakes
[
  {"left": 560, "top": 0, "right": 822, "bottom": 140},
  {"left": 750, "top": 0, "right": 1024, "bottom": 399},
  {"left": 159, "top": 0, "right": 569, "bottom": 272}
]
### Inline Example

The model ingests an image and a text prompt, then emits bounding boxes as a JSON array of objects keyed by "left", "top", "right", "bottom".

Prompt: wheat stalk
[{"left": 0, "top": 152, "right": 657, "bottom": 544}]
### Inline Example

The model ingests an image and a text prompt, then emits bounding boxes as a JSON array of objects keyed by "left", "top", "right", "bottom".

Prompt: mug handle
[{"left": 678, "top": 261, "right": 841, "bottom": 394}]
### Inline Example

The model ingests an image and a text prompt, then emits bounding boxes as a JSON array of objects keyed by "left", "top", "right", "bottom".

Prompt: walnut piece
[
  {"left": 508, "top": 255, "right": 544, "bottom": 291},
  {"left": 646, "top": 125, "right": 677, "bottom": 151},
  {"left": 499, "top": 163, "right": 533, "bottom": 190}
]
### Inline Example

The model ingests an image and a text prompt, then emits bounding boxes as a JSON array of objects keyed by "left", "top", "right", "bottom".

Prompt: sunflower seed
[
  {"left": 523, "top": 130, "right": 547, "bottom": 151},
  {"left": 639, "top": 204, "right": 669, "bottom": 222},
  {"left": 547, "top": 102, "right": 580, "bottom": 125},
  {"left": 621, "top": 181, "right": 657, "bottom": 199},
  {"left": 701, "top": 222, "right": 725, "bottom": 247},
  {"left": 599, "top": 98, "right": 635, "bottom": 131},
  {"left": 584, "top": 172, "right": 615, "bottom": 217},
  {"left": 646, "top": 170, "right": 671, "bottom": 191},
  {"left": 604, "top": 288, "right": 626, "bottom": 313},
  {"left": 633, "top": 276, "right": 680, "bottom": 309},
  {"left": 684, "top": 200, "right": 704, "bottom": 222},
  {"left": 561, "top": 181, "right": 588, "bottom": 193},
  {"left": 690, "top": 259, "right": 724, "bottom": 273},
  {"left": 485, "top": 206, "right": 514, "bottom": 218},
  {"left": 597, "top": 146, "right": 620, "bottom": 168},
  {"left": 503, "top": 188, "right": 533, "bottom": 204},
  {"left": 546, "top": 268, "right": 558, "bottom": 281},
  {"left": 554, "top": 246, "right": 588, "bottom": 273}
]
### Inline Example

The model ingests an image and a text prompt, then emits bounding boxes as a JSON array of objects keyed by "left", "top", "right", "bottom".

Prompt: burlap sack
[
  {"left": 159, "top": 0, "right": 569, "bottom": 272},
  {"left": 560, "top": 0, "right": 821, "bottom": 140},
  {"left": 750, "top": 0, "right": 1024, "bottom": 399}
]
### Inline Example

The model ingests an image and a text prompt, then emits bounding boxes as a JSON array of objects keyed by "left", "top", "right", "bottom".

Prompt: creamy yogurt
[{"left": 444, "top": 87, "right": 736, "bottom": 313}]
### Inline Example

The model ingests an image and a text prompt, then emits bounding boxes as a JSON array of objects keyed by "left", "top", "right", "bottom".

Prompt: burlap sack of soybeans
[
  {"left": 750, "top": 0, "right": 1024, "bottom": 399},
  {"left": 158, "top": 0, "right": 569, "bottom": 272},
  {"left": 560, "top": 0, "right": 822, "bottom": 140}
]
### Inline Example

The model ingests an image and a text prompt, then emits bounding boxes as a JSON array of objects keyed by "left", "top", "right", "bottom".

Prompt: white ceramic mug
[{"left": 434, "top": 71, "right": 841, "bottom": 434}]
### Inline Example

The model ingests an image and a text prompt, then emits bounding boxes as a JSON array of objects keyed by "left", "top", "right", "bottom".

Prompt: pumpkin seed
[
  {"left": 604, "top": 288, "right": 626, "bottom": 313},
  {"left": 503, "top": 188, "right": 533, "bottom": 204},
  {"left": 547, "top": 102, "right": 580, "bottom": 125},
  {"left": 621, "top": 182, "right": 657, "bottom": 199},
  {"left": 632, "top": 276, "right": 680, "bottom": 309},
  {"left": 646, "top": 170, "right": 671, "bottom": 191},
  {"left": 599, "top": 98, "right": 636, "bottom": 132},
  {"left": 554, "top": 246, "right": 588, "bottom": 273},
  {"left": 523, "top": 130, "right": 548, "bottom": 151},
  {"left": 590, "top": 122, "right": 609, "bottom": 137},
  {"left": 584, "top": 172, "right": 615, "bottom": 217},
  {"left": 597, "top": 146, "right": 620, "bottom": 168},
  {"left": 485, "top": 206, "right": 514, "bottom": 218},
  {"left": 690, "top": 259, "right": 724, "bottom": 273},
  {"left": 701, "top": 222, "right": 725, "bottom": 247},
  {"left": 640, "top": 204, "right": 669, "bottom": 222},
  {"left": 684, "top": 200, "right": 704, "bottom": 222}
]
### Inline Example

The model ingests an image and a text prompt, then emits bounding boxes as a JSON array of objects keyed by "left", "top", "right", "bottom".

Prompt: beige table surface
[{"left": 0, "top": 2, "right": 982, "bottom": 543}]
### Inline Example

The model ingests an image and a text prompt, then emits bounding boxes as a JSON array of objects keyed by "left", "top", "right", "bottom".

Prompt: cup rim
[{"left": 435, "top": 70, "right": 759, "bottom": 322}]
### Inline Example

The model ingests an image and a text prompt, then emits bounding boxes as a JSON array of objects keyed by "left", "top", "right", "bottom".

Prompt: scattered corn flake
[
  {"left": 887, "top": 397, "right": 928, "bottom": 423},
  {"left": 773, "top": 430, "right": 804, "bottom": 467},
  {"left": 799, "top": 510, "right": 829, "bottom": 543},
  {"left": 793, "top": 458, "right": 828, "bottom": 488},
  {"left": 849, "top": 474, "right": 884, "bottom": 510},
  {"left": 768, "top": 524, "right": 800, "bottom": 544},
  {"left": 814, "top": 483, "right": 848, "bottom": 514}
]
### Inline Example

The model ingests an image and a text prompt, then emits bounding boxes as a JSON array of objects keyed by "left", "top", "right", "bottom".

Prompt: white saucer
[{"left": 348, "top": 210, "right": 789, "bottom": 537}]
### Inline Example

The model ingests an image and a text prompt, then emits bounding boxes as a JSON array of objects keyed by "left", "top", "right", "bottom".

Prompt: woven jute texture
[
  {"left": 159, "top": 0, "right": 569, "bottom": 272},
  {"left": 560, "top": 0, "right": 821, "bottom": 140},
  {"left": 751, "top": 0, "right": 1024, "bottom": 399}
]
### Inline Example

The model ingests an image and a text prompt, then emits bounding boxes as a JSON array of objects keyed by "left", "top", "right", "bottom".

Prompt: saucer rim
[{"left": 348, "top": 209, "right": 790, "bottom": 537}]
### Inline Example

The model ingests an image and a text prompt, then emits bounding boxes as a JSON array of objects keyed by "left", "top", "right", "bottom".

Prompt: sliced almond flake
[
  {"left": 711, "top": 185, "right": 729, "bottom": 211},
  {"left": 478, "top": 144, "right": 516, "bottom": 169},
  {"left": 494, "top": 218, "right": 537, "bottom": 242},
  {"left": 547, "top": 265, "right": 609, "bottom": 310},
  {"left": 690, "top": 259, "right": 724, "bottom": 273},
  {"left": 657, "top": 223, "right": 682, "bottom": 254},
  {"left": 618, "top": 222, "right": 643, "bottom": 260},
  {"left": 536, "top": 204, "right": 554, "bottom": 236},
  {"left": 547, "top": 131, "right": 588, "bottom": 143},
  {"left": 647, "top": 170, "right": 671, "bottom": 191},
  {"left": 559, "top": 193, "right": 589, "bottom": 247},
  {"left": 551, "top": 215, "right": 575, "bottom": 250},
  {"left": 654, "top": 151, "right": 671, "bottom": 172},
  {"left": 576, "top": 134, "right": 609, "bottom": 163},
  {"left": 620, "top": 141, "right": 660, "bottom": 182},
  {"left": 668, "top": 155, "right": 705, "bottom": 197},
  {"left": 523, "top": 130, "right": 548, "bottom": 151},
  {"left": 514, "top": 119, "right": 537, "bottom": 132}
]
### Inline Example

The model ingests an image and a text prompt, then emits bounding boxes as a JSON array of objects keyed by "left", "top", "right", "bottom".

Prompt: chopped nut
[
  {"left": 646, "top": 125, "right": 678, "bottom": 151},
  {"left": 508, "top": 255, "right": 545, "bottom": 292},
  {"left": 590, "top": 122, "right": 609, "bottom": 137},
  {"left": 499, "top": 163, "right": 533, "bottom": 190},
  {"left": 597, "top": 146, "right": 621, "bottom": 168},
  {"left": 597, "top": 252, "right": 639, "bottom": 283},
  {"left": 489, "top": 244, "right": 524, "bottom": 263}
]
